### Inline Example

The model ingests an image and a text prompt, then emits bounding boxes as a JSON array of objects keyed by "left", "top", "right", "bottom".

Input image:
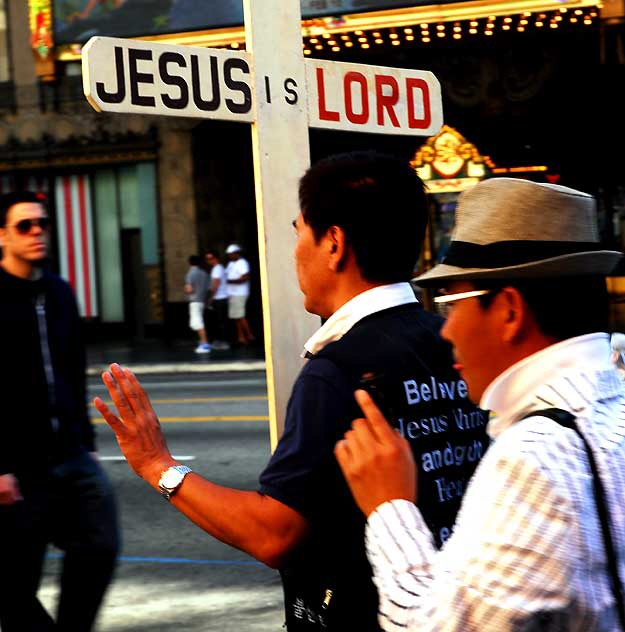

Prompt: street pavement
[{"left": 39, "top": 370, "right": 287, "bottom": 631}]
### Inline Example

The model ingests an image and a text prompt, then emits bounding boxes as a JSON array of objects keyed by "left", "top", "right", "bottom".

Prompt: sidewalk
[{"left": 87, "top": 338, "right": 266, "bottom": 375}]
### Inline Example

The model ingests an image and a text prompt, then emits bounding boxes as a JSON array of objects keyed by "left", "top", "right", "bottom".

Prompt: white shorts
[
  {"left": 189, "top": 302, "right": 205, "bottom": 331},
  {"left": 228, "top": 295, "right": 248, "bottom": 320}
]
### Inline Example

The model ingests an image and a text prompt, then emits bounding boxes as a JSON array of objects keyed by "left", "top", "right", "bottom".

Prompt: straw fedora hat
[{"left": 416, "top": 177, "right": 622, "bottom": 287}]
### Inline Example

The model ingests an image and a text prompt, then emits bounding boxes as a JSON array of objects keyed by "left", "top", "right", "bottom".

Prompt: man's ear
[
  {"left": 499, "top": 287, "right": 531, "bottom": 343},
  {"left": 327, "top": 225, "right": 347, "bottom": 272}
]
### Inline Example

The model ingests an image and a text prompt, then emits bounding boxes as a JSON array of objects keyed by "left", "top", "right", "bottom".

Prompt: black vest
[{"left": 280, "top": 303, "right": 489, "bottom": 631}]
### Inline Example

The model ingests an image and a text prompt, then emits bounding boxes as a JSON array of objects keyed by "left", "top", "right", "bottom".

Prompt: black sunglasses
[{"left": 11, "top": 217, "right": 51, "bottom": 234}]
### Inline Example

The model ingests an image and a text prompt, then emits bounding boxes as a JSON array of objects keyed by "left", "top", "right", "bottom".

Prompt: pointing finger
[{"left": 354, "top": 389, "right": 396, "bottom": 442}]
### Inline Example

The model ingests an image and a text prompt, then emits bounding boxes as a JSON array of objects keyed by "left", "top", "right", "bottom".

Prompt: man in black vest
[{"left": 95, "top": 152, "right": 488, "bottom": 631}]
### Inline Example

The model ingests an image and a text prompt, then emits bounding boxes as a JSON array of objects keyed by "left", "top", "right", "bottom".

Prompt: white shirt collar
[
  {"left": 481, "top": 333, "right": 613, "bottom": 438},
  {"left": 302, "top": 282, "right": 417, "bottom": 357}
]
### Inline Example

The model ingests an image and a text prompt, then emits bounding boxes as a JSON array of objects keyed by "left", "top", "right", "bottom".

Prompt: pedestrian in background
[
  {"left": 225, "top": 243, "right": 255, "bottom": 346},
  {"left": 0, "top": 191, "right": 119, "bottom": 632},
  {"left": 185, "top": 254, "right": 211, "bottom": 354},
  {"left": 336, "top": 178, "right": 625, "bottom": 631},
  {"left": 205, "top": 249, "right": 230, "bottom": 350}
]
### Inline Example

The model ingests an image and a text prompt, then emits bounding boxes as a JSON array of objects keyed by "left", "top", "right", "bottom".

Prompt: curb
[{"left": 87, "top": 360, "right": 267, "bottom": 376}]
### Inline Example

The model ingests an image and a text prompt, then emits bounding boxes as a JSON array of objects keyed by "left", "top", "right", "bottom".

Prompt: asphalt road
[{"left": 39, "top": 371, "right": 286, "bottom": 631}]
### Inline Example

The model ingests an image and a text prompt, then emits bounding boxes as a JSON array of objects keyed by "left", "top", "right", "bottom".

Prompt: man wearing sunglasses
[
  {"left": 0, "top": 191, "right": 119, "bottom": 631},
  {"left": 336, "top": 178, "right": 625, "bottom": 631}
]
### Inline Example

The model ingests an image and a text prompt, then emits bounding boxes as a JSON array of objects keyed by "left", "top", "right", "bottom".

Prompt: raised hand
[
  {"left": 335, "top": 389, "right": 417, "bottom": 517},
  {"left": 94, "top": 364, "right": 176, "bottom": 486}
]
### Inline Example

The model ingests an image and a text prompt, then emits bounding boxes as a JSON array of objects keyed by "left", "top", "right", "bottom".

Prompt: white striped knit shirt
[{"left": 366, "top": 333, "right": 625, "bottom": 631}]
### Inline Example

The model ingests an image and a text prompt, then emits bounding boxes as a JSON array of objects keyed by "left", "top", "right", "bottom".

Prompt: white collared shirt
[
  {"left": 302, "top": 282, "right": 417, "bottom": 357},
  {"left": 365, "top": 333, "right": 625, "bottom": 631}
]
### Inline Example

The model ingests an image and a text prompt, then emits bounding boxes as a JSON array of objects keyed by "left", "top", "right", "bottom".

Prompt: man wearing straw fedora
[{"left": 336, "top": 177, "right": 625, "bottom": 631}]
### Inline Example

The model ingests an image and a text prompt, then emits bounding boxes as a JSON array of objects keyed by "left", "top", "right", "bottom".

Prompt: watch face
[{"left": 161, "top": 469, "right": 182, "bottom": 489}]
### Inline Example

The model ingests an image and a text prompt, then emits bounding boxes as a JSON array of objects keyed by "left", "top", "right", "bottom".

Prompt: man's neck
[
  {"left": 1, "top": 257, "right": 38, "bottom": 280},
  {"left": 325, "top": 279, "right": 388, "bottom": 319}
]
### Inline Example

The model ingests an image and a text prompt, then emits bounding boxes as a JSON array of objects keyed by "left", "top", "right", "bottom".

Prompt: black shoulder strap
[{"left": 522, "top": 408, "right": 625, "bottom": 630}]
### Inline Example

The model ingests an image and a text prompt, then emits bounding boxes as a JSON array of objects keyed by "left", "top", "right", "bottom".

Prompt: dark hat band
[{"left": 443, "top": 240, "right": 603, "bottom": 269}]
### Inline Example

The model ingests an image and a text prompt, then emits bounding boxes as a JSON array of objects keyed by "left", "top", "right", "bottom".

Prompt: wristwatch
[{"left": 158, "top": 465, "right": 193, "bottom": 500}]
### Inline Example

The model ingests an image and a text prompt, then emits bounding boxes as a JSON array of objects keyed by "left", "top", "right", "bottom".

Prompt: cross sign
[{"left": 82, "top": 0, "right": 443, "bottom": 447}]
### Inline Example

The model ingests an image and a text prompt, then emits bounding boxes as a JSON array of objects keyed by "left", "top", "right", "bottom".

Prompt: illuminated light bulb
[
  {"left": 504, "top": 17, "right": 512, "bottom": 23},
  {"left": 550, "top": 22, "right": 558, "bottom": 28},
  {"left": 555, "top": 15, "right": 563, "bottom": 21},
  {"left": 231, "top": 42, "right": 240, "bottom": 48},
  {"left": 304, "top": 49, "right": 311, "bottom": 55},
  {"left": 523, "top": 11, "right": 531, "bottom": 16},
  {"left": 453, "top": 25, "right": 461, "bottom": 32},
  {"left": 420, "top": 23, "right": 429, "bottom": 29},
  {"left": 469, "top": 28, "right": 477, "bottom": 34},
  {"left": 536, "top": 21, "right": 544, "bottom": 27},
  {"left": 362, "top": 43, "right": 370, "bottom": 48},
  {"left": 332, "top": 46, "right": 340, "bottom": 51},
  {"left": 328, "top": 40, "right": 336, "bottom": 45},
  {"left": 539, "top": 13, "right": 546, "bottom": 18},
  {"left": 574, "top": 9, "right": 582, "bottom": 14},
  {"left": 404, "top": 28, "right": 413, "bottom": 34},
  {"left": 559, "top": 7, "right": 567, "bottom": 12},
  {"left": 453, "top": 33, "right": 461, "bottom": 39},
  {"left": 485, "top": 29, "right": 493, "bottom": 35},
  {"left": 590, "top": 11, "right": 597, "bottom": 17},
  {"left": 423, "top": 37, "right": 430, "bottom": 42},
  {"left": 341, "top": 34, "right": 349, "bottom": 40},
  {"left": 486, "top": 22, "right": 494, "bottom": 28},
  {"left": 570, "top": 17, "right": 578, "bottom": 22},
  {"left": 392, "top": 40, "right": 400, "bottom": 45},
  {"left": 406, "top": 35, "right": 415, "bottom": 40},
  {"left": 315, "top": 44, "right": 323, "bottom": 49},
  {"left": 437, "top": 23, "right": 445, "bottom": 30},
  {"left": 310, "top": 37, "right": 318, "bottom": 43},
  {"left": 373, "top": 31, "right": 381, "bottom": 36},
  {"left": 520, "top": 19, "right": 528, "bottom": 24},
  {"left": 437, "top": 31, "right": 445, "bottom": 37},
  {"left": 375, "top": 38, "right": 383, "bottom": 44},
  {"left": 390, "top": 33, "right": 399, "bottom": 38},
  {"left": 502, "top": 24, "right": 510, "bottom": 30},
  {"left": 322, "top": 32, "right": 331, "bottom": 38},
  {"left": 517, "top": 26, "right": 525, "bottom": 31},
  {"left": 345, "top": 41, "right": 353, "bottom": 47},
  {"left": 358, "top": 37, "right": 367, "bottom": 42}
]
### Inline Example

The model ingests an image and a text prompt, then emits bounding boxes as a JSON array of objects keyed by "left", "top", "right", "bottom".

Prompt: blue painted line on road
[{"left": 47, "top": 553, "right": 262, "bottom": 566}]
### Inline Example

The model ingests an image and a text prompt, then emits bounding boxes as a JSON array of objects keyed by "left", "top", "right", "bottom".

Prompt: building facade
[{"left": 0, "top": 0, "right": 622, "bottom": 339}]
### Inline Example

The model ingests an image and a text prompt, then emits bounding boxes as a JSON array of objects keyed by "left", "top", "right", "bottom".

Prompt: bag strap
[{"left": 521, "top": 407, "right": 625, "bottom": 630}]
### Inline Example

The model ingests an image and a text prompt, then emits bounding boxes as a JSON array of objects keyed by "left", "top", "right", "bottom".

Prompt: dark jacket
[
  {"left": 260, "top": 303, "right": 489, "bottom": 631},
  {"left": 0, "top": 266, "right": 95, "bottom": 479}
]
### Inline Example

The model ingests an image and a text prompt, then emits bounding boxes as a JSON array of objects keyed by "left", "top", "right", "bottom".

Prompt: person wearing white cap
[
  {"left": 336, "top": 177, "right": 625, "bottom": 631},
  {"left": 225, "top": 243, "right": 255, "bottom": 345}
]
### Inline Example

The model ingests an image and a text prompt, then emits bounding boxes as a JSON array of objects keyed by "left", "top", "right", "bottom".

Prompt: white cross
[{"left": 82, "top": 0, "right": 443, "bottom": 447}]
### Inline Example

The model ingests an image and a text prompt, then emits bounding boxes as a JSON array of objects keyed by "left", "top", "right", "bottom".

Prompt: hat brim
[{"left": 415, "top": 250, "right": 623, "bottom": 287}]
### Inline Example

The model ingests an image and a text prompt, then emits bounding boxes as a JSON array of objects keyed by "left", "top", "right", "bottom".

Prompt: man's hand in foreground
[
  {"left": 335, "top": 389, "right": 417, "bottom": 517},
  {"left": 94, "top": 364, "right": 176, "bottom": 487}
]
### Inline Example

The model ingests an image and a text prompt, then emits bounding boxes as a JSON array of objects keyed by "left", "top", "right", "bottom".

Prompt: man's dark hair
[
  {"left": 0, "top": 191, "right": 45, "bottom": 227},
  {"left": 474, "top": 275, "right": 609, "bottom": 340},
  {"left": 189, "top": 255, "right": 201, "bottom": 266},
  {"left": 298, "top": 151, "right": 428, "bottom": 283}
]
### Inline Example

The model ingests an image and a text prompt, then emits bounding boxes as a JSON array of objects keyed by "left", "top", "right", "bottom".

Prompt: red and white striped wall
[{"left": 54, "top": 175, "right": 98, "bottom": 318}]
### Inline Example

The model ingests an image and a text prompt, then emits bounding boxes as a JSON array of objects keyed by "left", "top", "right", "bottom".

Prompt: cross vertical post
[{"left": 243, "top": 0, "right": 318, "bottom": 449}]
